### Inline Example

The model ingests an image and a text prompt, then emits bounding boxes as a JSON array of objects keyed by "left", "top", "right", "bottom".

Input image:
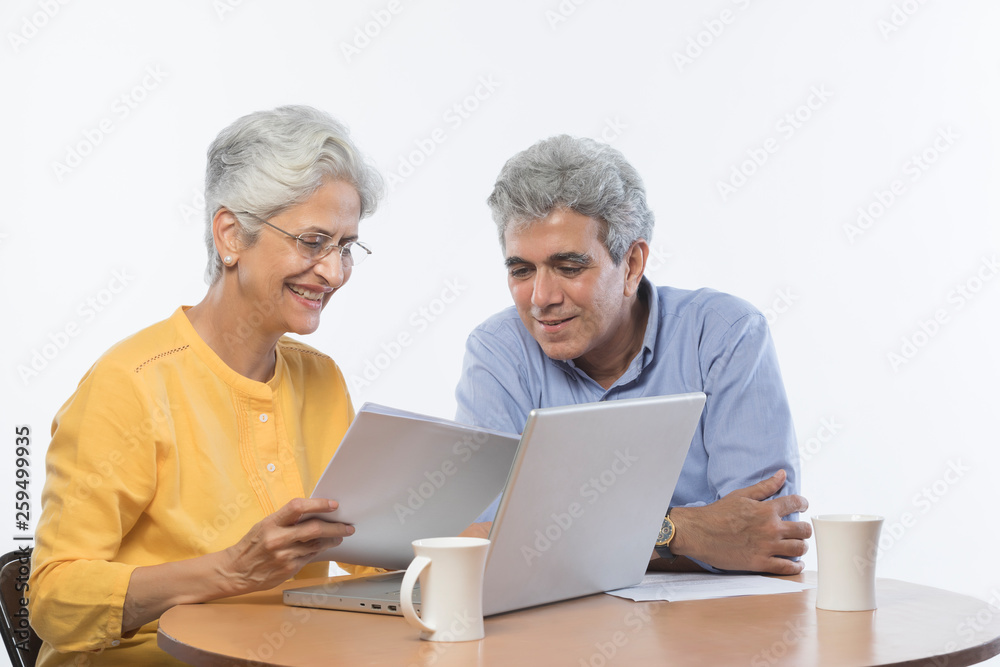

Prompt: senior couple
[{"left": 29, "top": 105, "right": 809, "bottom": 666}]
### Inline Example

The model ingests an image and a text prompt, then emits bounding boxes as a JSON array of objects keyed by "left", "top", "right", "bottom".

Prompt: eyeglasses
[{"left": 234, "top": 211, "right": 372, "bottom": 266}]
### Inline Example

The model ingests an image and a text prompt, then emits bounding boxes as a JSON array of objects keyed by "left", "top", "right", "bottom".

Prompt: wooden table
[{"left": 158, "top": 572, "right": 1000, "bottom": 666}]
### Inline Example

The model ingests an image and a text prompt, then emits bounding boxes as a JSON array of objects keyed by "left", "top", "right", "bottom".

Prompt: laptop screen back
[{"left": 482, "top": 392, "right": 705, "bottom": 615}]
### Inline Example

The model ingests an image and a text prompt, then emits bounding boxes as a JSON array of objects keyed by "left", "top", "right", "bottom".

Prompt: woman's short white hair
[{"left": 203, "top": 105, "right": 384, "bottom": 283}]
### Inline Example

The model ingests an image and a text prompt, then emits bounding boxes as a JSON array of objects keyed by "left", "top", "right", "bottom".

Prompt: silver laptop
[{"left": 284, "top": 392, "right": 706, "bottom": 617}]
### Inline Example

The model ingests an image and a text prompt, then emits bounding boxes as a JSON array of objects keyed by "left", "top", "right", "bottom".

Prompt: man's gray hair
[
  {"left": 486, "top": 135, "right": 654, "bottom": 264},
  {"left": 203, "top": 105, "right": 384, "bottom": 284}
]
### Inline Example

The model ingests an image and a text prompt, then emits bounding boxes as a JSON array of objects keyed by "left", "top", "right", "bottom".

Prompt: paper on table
[{"left": 606, "top": 573, "right": 814, "bottom": 602}]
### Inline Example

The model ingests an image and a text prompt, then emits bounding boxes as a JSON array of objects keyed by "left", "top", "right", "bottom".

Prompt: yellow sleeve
[{"left": 28, "top": 360, "right": 159, "bottom": 652}]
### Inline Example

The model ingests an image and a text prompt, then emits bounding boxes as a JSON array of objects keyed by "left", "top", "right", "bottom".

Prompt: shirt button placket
[{"left": 258, "top": 410, "right": 276, "bottom": 473}]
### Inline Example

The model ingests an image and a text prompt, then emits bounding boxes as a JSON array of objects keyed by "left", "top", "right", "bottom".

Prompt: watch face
[{"left": 656, "top": 516, "right": 674, "bottom": 547}]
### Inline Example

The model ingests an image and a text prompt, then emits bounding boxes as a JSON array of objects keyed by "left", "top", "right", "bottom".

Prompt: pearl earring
[{"left": 223, "top": 255, "right": 233, "bottom": 265}]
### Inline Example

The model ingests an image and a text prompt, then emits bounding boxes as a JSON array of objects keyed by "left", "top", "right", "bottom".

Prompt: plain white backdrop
[{"left": 2, "top": 1, "right": 998, "bottom": 664}]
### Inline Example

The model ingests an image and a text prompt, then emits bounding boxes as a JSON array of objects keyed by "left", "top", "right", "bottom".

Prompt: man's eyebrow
[
  {"left": 504, "top": 252, "right": 592, "bottom": 268},
  {"left": 551, "top": 252, "right": 591, "bottom": 264}
]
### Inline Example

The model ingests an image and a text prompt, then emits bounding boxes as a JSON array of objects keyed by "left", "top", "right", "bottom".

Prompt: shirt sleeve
[
  {"left": 455, "top": 324, "right": 534, "bottom": 521},
  {"left": 697, "top": 310, "right": 801, "bottom": 510},
  {"left": 28, "top": 361, "right": 159, "bottom": 652},
  {"left": 455, "top": 325, "right": 533, "bottom": 436},
  {"left": 668, "top": 309, "right": 800, "bottom": 573}
]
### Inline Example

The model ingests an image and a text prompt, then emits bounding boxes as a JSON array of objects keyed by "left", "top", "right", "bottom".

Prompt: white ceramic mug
[
  {"left": 400, "top": 536, "right": 490, "bottom": 642},
  {"left": 812, "top": 514, "right": 884, "bottom": 611}
]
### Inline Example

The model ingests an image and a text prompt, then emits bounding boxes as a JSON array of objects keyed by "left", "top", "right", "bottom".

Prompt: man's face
[{"left": 504, "top": 208, "right": 639, "bottom": 368}]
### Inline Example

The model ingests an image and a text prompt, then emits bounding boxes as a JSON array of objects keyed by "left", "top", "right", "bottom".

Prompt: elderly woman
[{"left": 28, "top": 106, "right": 383, "bottom": 666}]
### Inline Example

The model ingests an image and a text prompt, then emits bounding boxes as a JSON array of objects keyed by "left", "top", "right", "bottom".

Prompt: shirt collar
[{"left": 638, "top": 275, "right": 660, "bottom": 368}]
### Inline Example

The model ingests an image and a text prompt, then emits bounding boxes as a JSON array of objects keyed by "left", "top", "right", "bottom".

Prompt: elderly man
[{"left": 455, "top": 135, "right": 810, "bottom": 574}]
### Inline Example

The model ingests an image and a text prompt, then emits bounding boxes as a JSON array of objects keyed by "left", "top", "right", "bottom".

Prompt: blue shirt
[{"left": 455, "top": 278, "right": 800, "bottom": 528}]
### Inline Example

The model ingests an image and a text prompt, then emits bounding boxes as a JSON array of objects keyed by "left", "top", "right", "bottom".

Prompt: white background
[{"left": 2, "top": 1, "right": 998, "bottom": 664}]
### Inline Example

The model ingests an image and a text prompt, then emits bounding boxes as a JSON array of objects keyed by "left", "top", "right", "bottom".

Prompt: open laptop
[{"left": 284, "top": 392, "right": 706, "bottom": 617}]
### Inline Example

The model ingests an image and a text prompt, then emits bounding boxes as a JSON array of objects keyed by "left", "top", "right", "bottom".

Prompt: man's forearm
[
  {"left": 656, "top": 471, "right": 810, "bottom": 575},
  {"left": 647, "top": 552, "right": 706, "bottom": 572}
]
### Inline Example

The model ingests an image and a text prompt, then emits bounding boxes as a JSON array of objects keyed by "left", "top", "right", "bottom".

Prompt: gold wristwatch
[{"left": 654, "top": 513, "right": 676, "bottom": 561}]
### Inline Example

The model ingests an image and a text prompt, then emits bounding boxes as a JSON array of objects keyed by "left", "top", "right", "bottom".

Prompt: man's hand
[
  {"left": 668, "top": 470, "right": 810, "bottom": 575},
  {"left": 459, "top": 521, "right": 492, "bottom": 539}
]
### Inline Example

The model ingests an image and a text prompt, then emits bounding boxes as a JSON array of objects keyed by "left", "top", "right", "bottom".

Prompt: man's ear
[
  {"left": 623, "top": 239, "right": 649, "bottom": 297},
  {"left": 212, "top": 208, "right": 242, "bottom": 263}
]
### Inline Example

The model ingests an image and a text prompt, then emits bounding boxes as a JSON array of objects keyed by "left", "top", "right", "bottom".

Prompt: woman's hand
[
  {"left": 123, "top": 498, "right": 353, "bottom": 633},
  {"left": 220, "top": 498, "right": 354, "bottom": 592}
]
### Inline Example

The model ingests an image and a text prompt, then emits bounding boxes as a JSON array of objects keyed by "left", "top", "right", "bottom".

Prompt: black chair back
[{"left": 0, "top": 548, "right": 41, "bottom": 667}]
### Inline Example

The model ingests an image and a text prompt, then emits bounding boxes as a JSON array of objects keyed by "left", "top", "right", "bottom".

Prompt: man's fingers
[
  {"left": 730, "top": 469, "right": 787, "bottom": 501},
  {"left": 766, "top": 493, "right": 810, "bottom": 519},
  {"left": 761, "top": 556, "right": 805, "bottom": 576},
  {"left": 784, "top": 538, "right": 809, "bottom": 558},
  {"left": 775, "top": 518, "right": 812, "bottom": 541}
]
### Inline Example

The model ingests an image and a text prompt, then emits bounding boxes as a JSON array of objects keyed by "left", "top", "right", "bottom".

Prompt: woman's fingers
[
  {"left": 223, "top": 498, "right": 355, "bottom": 592},
  {"left": 271, "top": 497, "right": 339, "bottom": 527}
]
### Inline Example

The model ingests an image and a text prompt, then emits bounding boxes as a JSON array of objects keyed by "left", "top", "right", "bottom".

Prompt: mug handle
[{"left": 400, "top": 555, "right": 434, "bottom": 633}]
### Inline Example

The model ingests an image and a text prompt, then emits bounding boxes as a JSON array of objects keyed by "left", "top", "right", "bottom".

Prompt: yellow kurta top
[{"left": 29, "top": 307, "right": 373, "bottom": 666}]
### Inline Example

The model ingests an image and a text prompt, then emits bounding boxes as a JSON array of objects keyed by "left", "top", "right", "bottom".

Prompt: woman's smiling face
[{"left": 231, "top": 178, "right": 362, "bottom": 338}]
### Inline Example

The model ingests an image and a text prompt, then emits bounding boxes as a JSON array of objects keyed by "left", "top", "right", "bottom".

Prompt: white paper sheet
[
  {"left": 308, "top": 402, "right": 520, "bottom": 570},
  {"left": 606, "top": 572, "right": 814, "bottom": 602}
]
